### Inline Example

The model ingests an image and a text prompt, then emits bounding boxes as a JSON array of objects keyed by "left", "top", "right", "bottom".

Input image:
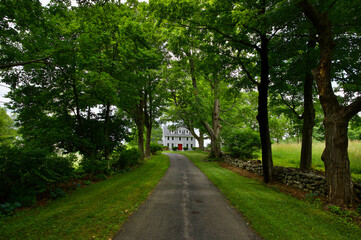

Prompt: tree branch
[
  {"left": 345, "top": 96, "right": 361, "bottom": 121},
  {"left": 297, "top": 0, "right": 322, "bottom": 33},
  {"left": 187, "top": 125, "right": 201, "bottom": 140},
  {"left": 329, "top": 0, "right": 339, "bottom": 10},
  {"left": 176, "top": 20, "right": 259, "bottom": 51},
  {"left": 279, "top": 93, "right": 303, "bottom": 119},
  {"left": 220, "top": 118, "right": 242, "bottom": 130},
  {"left": 0, "top": 57, "right": 50, "bottom": 69},
  {"left": 202, "top": 120, "right": 215, "bottom": 139},
  {"left": 239, "top": 61, "right": 259, "bottom": 86},
  {"left": 220, "top": 101, "right": 236, "bottom": 113}
]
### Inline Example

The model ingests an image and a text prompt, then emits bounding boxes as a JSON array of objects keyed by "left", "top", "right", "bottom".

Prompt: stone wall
[{"left": 222, "top": 154, "right": 361, "bottom": 200}]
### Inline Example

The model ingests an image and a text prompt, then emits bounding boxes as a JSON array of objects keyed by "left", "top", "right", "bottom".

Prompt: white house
[{"left": 162, "top": 125, "right": 196, "bottom": 150}]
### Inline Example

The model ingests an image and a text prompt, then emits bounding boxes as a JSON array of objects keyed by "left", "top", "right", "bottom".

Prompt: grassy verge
[
  {"left": 272, "top": 140, "right": 361, "bottom": 181},
  {"left": 0, "top": 154, "right": 169, "bottom": 240},
  {"left": 179, "top": 151, "right": 361, "bottom": 240}
]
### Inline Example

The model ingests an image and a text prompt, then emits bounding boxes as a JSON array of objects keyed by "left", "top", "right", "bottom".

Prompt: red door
[{"left": 178, "top": 144, "right": 183, "bottom": 151}]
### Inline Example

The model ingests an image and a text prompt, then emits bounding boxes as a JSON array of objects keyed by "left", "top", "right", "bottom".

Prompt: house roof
[{"left": 163, "top": 125, "right": 193, "bottom": 137}]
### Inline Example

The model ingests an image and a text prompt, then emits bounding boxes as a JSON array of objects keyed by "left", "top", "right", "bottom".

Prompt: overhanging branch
[{"left": 0, "top": 57, "right": 50, "bottom": 69}]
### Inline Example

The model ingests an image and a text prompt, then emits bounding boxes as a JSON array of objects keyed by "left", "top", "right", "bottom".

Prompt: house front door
[{"left": 178, "top": 144, "right": 183, "bottom": 151}]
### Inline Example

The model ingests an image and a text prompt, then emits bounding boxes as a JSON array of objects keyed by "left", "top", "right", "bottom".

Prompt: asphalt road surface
[{"left": 114, "top": 153, "right": 262, "bottom": 240}]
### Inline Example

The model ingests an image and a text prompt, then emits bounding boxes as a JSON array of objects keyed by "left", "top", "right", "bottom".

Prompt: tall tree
[
  {"left": 298, "top": 0, "right": 361, "bottom": 205},
  {"left": 270, "top": 23, "right": 318, "bottom": 170}
]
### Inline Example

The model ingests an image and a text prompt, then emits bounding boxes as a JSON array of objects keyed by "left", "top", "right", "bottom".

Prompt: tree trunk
[
  {"left": 188, "top": 52, "right": 221, "bottom": 158},
  {"left": 257, "top": 34, "right": 273, "bottom": 183},
  {"left": 72, "top": 78, "right": 82, "bottom": 128},
  {"left": 199, "top": 130, "right": 204, "bottom": 151},
  {"left": 188, "top": 127, "right": 204, "bottom": 150},
  {"left": 211, "top": 98, "right": 221, "bottom": 158},
  {"left": 298, "top": 0, "right": 361, "bottom": 205},
  {"left": 299, "top": 72, "right": 315, "bottom": 170},
  {"left": 104, "top": 100, "right": 111, "bottom": 172},
  {"left": 300, "top": 32, "right": 316, "bottom": 171},
  {"left": 145, "top": 124, "right": 152, "bottom": 157},
  {"left": 323, "top": 115, "right": 353, "bottom": 205},
  {"left": 144, "top": 92, "right": 151, "bottom": 158},
  {"left": 136, "top": 97, "right": 145, "bottom": 161},
  {"left": 209, "top": 74, "right": 222, "bottom": 158}
]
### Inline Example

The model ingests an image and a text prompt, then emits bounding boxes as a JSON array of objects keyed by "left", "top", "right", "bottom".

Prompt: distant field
[{"left": 272, "top": 140, "right": 361, "bottom": 182}]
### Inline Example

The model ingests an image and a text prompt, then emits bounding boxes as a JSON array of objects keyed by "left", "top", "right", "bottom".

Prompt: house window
[
  {"left": 172, "top": 143, "right": 174, "bottom": 147},
  {"left": 172, "top": 137, "right": 174, "bottom": 140},
  {"left": 191, "top": 137, "right": 193, "bottom": 141},
  {"left": 191, "top": 144, "right": 193, "bottom": 148},
  {"left": 178, "top": 130, "right": 182, "bottom": 134},
  {"left": 167, "top": 143, "right": 169, "bottom": 147},
  {"left": 187, "top": 137, "right": 189, "bottom": 141},
  {"left": 185, "top": 130, "right": 189, "bottom": 134},
  {"left": 186, "top": 144, "right": 189, "bottom": 147},
  {"left": 179, "top": 137, "right": 181, "bottom": 141},
  {"left": 167, "top": 137, "right": 169, "bottom": 140}
]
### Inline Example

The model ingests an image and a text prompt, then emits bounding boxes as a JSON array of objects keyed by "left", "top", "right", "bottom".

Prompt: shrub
[
  {"left": 150, "top": 143, "right": 163, "bottom": 155},
  {"left": 0, "top": 145, "right": 75, "bottom": 206},
  {"left": 183, "top": 147, "right": 189, "bottom": 151},
  {"left": 80, "top": 157, "right": 108, "bottom": 176},
  {"left": 0, "top": 202, "right": 21, "bottom": 216},
  {"left": 172, "top": 147, "right": 178, "bottom": 151},
  {"left": 50, "top": 187, "right": 66, "bottom": 199},
  {"left": 112, "top": 148, "right": 140, "bottom": 171},
  {"left": 223, "top": 128, "right": 261, "bottom": 159},
  {"left": 192, "top": 147, "right": 198, "bottom": 150}
]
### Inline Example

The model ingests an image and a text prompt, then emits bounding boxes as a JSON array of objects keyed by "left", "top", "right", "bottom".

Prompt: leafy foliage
[
  {"left": 150, "top": 142, "right": 163, "bottom": 155},
  {"left": 223, "top": 128, "right": 261, "bottom": 159},
  {"left": 0, "top": 108, "right": 16, "bottom": 146},
  {"left": 0, "top": 145, "right": 76, "bottom": 206},
  {"left": 112, "top": 148, "right": 141, "bottom": 172}
]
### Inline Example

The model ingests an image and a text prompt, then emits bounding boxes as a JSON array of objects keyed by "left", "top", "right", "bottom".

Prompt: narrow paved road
[{"left": 114, "top": 153, "right": 262, "bottom": 240}]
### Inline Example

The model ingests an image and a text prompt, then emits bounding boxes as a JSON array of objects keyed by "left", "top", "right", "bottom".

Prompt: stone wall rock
[{"left": 222, "top": 154, "right": 360, "bottom": 200}]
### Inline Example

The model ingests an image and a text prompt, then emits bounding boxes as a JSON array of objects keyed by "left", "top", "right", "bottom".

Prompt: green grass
[
  {"left": 272, "top": 140, "right": 361, "bottom": 181},
  {"left": 179, "top": 151, "right": 361, "bottom": 240},
  {"left": 0, "top": 154, "right": 169, "bottom": 240}
]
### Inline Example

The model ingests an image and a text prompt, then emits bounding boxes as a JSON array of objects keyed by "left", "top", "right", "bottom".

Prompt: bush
[
  {"left": 0, "top": 145, "right": 75, "bottom": 206},
  {"left": 223, "top": 128, "right": 261, "bottom": 159},
  {"left": 183, "top": 147, "right": 189, "bottom": 151},
  {"left": 192, "top": 147, "right": 198, "bottom": 150},
  {"left": 80, "top": 157, "right": 108, "bottom": 176},
  {"left": 0, "top": 202, "right": 21, "bottom": 216},
  {"left": 172, "top": 147, "right": 178, "bottom": 151},
  {"left": 150, "top": 143, "right": 163, "bottom": 155},
  {"left": 112, "top": 148, "right": 140, "bottom": 171}
]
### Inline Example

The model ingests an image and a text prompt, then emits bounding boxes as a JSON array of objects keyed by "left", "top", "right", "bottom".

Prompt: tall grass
[{"left": 272, "top": 140, "right": 361, "bottom": 182}]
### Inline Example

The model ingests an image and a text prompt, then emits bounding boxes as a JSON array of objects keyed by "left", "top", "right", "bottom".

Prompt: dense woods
[{"left": 1, "top": 0, "right": 361, "bottom": 209}]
